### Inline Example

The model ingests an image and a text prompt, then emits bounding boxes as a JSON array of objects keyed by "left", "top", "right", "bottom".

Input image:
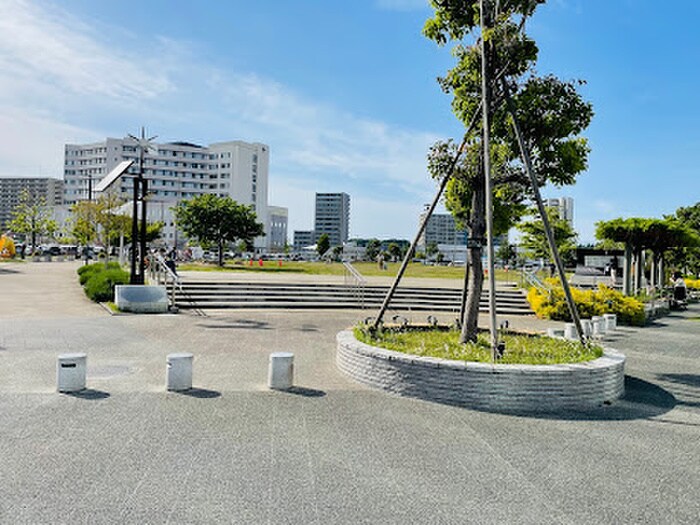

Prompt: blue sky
[{"left": 0, "top": 0, "right": 698, "bottom": 242}]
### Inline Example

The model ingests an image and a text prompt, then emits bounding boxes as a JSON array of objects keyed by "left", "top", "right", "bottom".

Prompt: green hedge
[
  {"left": 77, "top": 263, "right": 129, "bottom": 302},
  {"left": 527, "top": 282, "right": 646, "bottom": 326}
]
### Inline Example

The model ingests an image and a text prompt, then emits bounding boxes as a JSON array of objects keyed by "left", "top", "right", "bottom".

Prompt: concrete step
[{"left": 169, "top": 279, "right": 533, "bottom": 315}]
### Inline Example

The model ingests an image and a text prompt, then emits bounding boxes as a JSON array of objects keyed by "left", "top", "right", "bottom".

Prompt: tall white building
[
  {"left": 63, "top": 138, "right": 277, "bottom": 250},
  {"left": 314, "top": 192, "right": 350, "bottom": 247},
  {"left": 544, "top": 197, "right": 574, "bottom": 227},
  {"left": 418, "top": 212, "right": 467, "bottom": 248}
]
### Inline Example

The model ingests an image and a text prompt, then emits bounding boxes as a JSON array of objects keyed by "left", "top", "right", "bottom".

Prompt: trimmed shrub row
[
  {"left": 77, "top": 262, "right": 129, "bottom": 302},
  {"left": 528, "top": 281, "right": 646, "bottom": 326}
]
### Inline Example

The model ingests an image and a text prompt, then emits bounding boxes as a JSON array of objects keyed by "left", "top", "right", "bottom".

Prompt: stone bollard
[
  {"left": 57, "top": 353, "right": 87, "bottom": 393},
  {"left": 564, "top": 323, "right": 578, "bottom": 340},
  {"left": 603, "top": 314, "right": 617, "bottom": 331},
  {"left": 580, "top": 319, "right": 593, "bottom": 338},
  {"left": 592, "top": 316, "right": 606, "bottom": 336},
  {"left": 268, "top": 352, "right": 294, "bottom": 390},
  {"left": 167, "top": 353, "right": 193, "bottom": 391}
]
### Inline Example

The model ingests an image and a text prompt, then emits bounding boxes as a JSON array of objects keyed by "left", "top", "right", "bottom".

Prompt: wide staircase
[{"left": 167, "top": 280, "right": 533, "bottom": 315}]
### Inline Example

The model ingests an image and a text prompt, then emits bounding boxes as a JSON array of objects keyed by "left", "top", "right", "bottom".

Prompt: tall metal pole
[
  {"left": 480, "top": 0, "right": 499, "bottom": 358},
  {"left": 372, "top": 109, "right": 482, "bottom": 331},
  {"left": 130, "top": 177, "right": 139, "bottom": 284},
  {"left": 501, "top": 80, "right": 586, "bottom": 345}
]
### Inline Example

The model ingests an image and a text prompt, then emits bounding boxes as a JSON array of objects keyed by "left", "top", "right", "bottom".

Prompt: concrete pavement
[{"left": 0, "top": 260, "right": 699, "bottom": 524}]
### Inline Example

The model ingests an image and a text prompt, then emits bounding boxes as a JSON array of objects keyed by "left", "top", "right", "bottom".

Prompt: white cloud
[{"left": 0, "top": 0, "right": 443, "bottom": 239}]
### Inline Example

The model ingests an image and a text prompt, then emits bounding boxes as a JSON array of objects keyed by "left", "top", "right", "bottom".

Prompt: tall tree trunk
[
  {"left": 459, "top": 180, "right": 486, "bottom": 343},
  {"left": 218, "top": 240, "right": 224, "bottom": 267}
]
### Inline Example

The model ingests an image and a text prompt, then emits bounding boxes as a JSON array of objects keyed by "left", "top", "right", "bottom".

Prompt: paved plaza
[{"left": 0, "top": 261, "right": 699, "bottom": 524}]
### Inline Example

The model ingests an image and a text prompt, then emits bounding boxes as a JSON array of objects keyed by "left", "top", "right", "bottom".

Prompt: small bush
[
  {"left": 528, "top": 283, "right": 645, "bottom": 326},
  {"left": 84, "top": 268, "right": 129, "bottom": 302}
]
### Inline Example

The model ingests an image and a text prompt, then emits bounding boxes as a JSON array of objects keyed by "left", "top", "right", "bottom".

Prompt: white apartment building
[
  {"left": 314, "top": 192, "right": 350, "bottom": 247},
  {"left": 0, "top": 177, "right": 64, "bottom": 231},
  {"left": 64, "top": 138, "right": 276, "bottom": 250},
  {"left": 544, "top": 197, "right": 574, "bottom": 227}
]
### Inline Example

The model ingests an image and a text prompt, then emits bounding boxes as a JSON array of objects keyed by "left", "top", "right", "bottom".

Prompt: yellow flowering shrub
[{"left": 527, "top": 283, "right": 645, "bottom": 326}]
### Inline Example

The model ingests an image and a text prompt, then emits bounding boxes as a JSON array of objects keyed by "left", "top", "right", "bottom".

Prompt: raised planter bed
[{"left": 336, "top": 330, "right": 625, "bottom": 413}]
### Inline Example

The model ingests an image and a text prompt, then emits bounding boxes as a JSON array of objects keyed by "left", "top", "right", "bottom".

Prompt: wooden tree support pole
[
  {"left": 502, "top": 80, "right": 586, "bottom": 345},
  {"left": 371, "top": 110, "right": 482, "bottom": 331},
  {"left": 480, "top": 0, "right": 499, "bottom": 359}
]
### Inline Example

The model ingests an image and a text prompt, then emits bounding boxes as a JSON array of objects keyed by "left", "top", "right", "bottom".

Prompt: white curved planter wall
[{"left": 336, "top": 330, "right": 625, "bottom": 413}]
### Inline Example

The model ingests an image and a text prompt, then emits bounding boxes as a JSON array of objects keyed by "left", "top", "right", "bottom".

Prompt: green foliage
[
  {"left": 423, "top": 0, "right": 592, "bottom": 341},
  {"left": 175, "top": 195, "right": 264, "bottom": 266},
  {"left": 9, "top": 188, "right": 58, "bottom": 246},
  {"left": 518, "top": 208, "right": 577, "bottom": 265},
  {"left": 595, "top": 217, "right": 699, "bottom": 251},
  {"left": 354, "top": 325, "right": 602, "bottom": 365},
  {"left": 365, "top": 239, "right": 381, "bottom": 261},
  {"left": 527, "top": 282, "right": 646, "bottom": 326},
  {"left": 665, "top": 202, "right": 700, "bottom": 275},
  {"left": 316, "top": 233, "right": 330, "bottom": 256},
  {"left": 77, "top": 263, "right": 128, "bottom": 302},
  {"left": 83, "top": 268, "right": 129, "bottom": 302}
]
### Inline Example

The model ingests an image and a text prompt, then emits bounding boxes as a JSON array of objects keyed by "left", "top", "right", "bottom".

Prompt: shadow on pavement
[
  {"left": 173, "top": 387, "right": 222, "bottom": 399},
  {"left": 63, "top": 389, "right": 111, "bottom": 400},
  {"left": 197, "top": 318, "right": 271, "bottom": 330},
  {"left": 0, "top": 267, "right": 21, "bottom": 274},
  {"left": 281, "top": 386, "right": 327, "bottom": 398},
  {"left": 438, "top": 375, "right": 677, "bottom": 421},
  {"left": 656, "top": 373, "right": 700, "bottom": 388}
]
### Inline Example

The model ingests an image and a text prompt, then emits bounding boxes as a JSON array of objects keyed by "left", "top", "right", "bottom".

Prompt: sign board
[{"left": 94, "top": 160, "right": 134, "bottom": 193}]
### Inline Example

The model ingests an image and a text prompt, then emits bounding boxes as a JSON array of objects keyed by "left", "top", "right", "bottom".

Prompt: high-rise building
[
  {"left": 314, "top": 192, "right": 350, "bottom": 247},
  {"left": 64, "top": 138, "right": 275, "bottom": 250},
  {"left": 293, "top": 230, "right": 315, "bottom": 252},
  {"left": 267, "top": 206, "right": 288, "bottom": 252},
  {"left": 418, "top": 211, "right": 467, "bottom": 248},
  {"left": 544, "top": 197, "right": 574, "bottom": 227},
  {"left": 0, "top": 178, "right": 64, "bottom": 231}
]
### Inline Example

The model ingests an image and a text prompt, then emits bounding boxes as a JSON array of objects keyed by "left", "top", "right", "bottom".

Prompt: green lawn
[
  {"left": 177, "top": 260, "right": 522, "bottom": 282},
  {"left": 354, "top": 326, "right": 604, "bottom": 365}
]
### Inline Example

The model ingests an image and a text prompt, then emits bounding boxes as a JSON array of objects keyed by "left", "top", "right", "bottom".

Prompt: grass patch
[
  {"left": 104, "top": 301, "right": 120, "bottom": 313},
  {"left": 178, "top": 260, "right": 522, "bottom": 282},
  {"left": 354, "top": 326, "right": 603, "bottom": 365}
]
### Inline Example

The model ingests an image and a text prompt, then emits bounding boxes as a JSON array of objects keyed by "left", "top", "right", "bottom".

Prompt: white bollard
[
  {"left": 580, "top": 319, "right": 593, "bottom": 338},
  {"left": 603, "top": 313, "right": 617, "bottom": 331},
  {"left": 592, "top": 316, "right": 606, "bottom": 336},
  {"left": 57, "top": 353, "right": 87, "bottom": 393},
  {"left": 564, "top": 323, "right": 578, "bottom": 340},
  {"left": 268, "top": 352, "right": 294, "bottom": 390},
  {"left": 167, "top": 353, "right": 193, "bottom": 391}
]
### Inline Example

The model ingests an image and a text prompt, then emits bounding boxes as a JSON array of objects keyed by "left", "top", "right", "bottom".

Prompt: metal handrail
[{"left": 343, "top": 261, "right": 366, "bottom": 309}]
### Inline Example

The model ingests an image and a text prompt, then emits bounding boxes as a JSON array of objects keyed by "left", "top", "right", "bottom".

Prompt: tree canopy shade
[
  {"left": 424, "top": 0, "right": 592, "bottom": 342},
  {"left": 174, "top": 195, "right": 264, "bottom": 266}
]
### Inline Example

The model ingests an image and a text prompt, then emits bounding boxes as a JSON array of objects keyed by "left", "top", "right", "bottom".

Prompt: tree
[
  {"left": 596, "top": 217, "right": 699, "bottom": 293},
  {"left": 387, "top": 242, "right": 403, "bottom": 262},
  {"left": 316, "top": 233, "right": 330, "bottom": 257},
  {"left": 8, "top": 189, "right": 58, "bottom": 252},
  {"left": 425, "top": 241, "right": 439, "bottom": 260},
  {"left": 495, "top": 241, "right": 517, "bottom": 267},
  {"left": 175, "top": 195, "right": 264, "bottom": 266},
  {"left": 365, "top": 239, "right": 381, "bottom": 261},
  {"left": 69, "top": 201, "right": 98, "bottom": 249},
  {"left": 518, "top": 209, "right": 577, "bottom": 266},
  {"left": 666, "top": 202, "right": 700, "bottom": 276},
  {"left": 424, "top": 0, "right": 592, "bottom": 342}
]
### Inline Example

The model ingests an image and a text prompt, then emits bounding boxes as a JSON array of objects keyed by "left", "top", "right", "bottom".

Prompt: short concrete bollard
[
  {"left": 603, "top": 313, "right": 617, "bottom": 331},
  {"left": 592, "top": 316, "right": 606, "bottom": 336},
  {"left": 564, "top": 323, "right": 578, "bottom": 340},
  {"left": 580, "top": 319, "right": 593, "bottom": 337},
  {"left": 57, "top": 353, "right": 87, "bottom": 393},
  {"left": 268, "top": 352, "right": 294, "bottom": 390},
  {"left": 167, "top": 353, "right": 193, "bottom": 391}
]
